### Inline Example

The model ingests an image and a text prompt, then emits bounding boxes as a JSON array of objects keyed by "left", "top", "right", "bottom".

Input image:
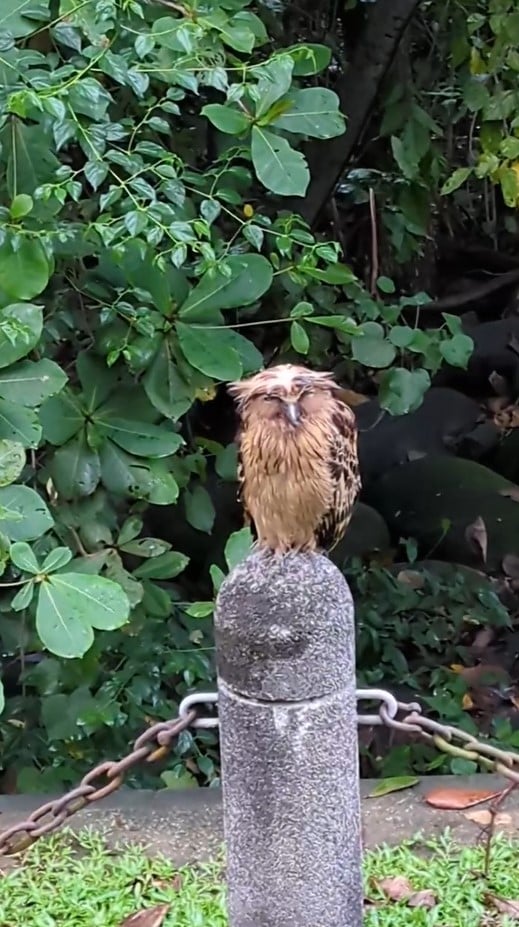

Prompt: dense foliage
[{"left": 0, "top": 0, "right": 518, "bottom": 789}]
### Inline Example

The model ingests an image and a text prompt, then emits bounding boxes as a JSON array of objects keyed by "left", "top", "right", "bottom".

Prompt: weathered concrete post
[{"left": 214, "top": 551, "right": 362, "bottom": 927}]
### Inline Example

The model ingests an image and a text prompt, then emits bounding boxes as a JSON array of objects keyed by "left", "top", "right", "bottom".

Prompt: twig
[
  {"left": 483, "top": 781, "right": 517, "bottom": 877},
  {"left": 369, "top": 187, "right": 379, "bottom": 297}
]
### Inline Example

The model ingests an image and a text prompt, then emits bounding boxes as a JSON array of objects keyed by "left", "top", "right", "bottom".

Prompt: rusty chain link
[{"left": 3, "top": 686, "right": 519, "bottom": 857}]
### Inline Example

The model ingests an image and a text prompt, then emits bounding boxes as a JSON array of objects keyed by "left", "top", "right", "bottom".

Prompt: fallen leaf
[
  {"left": 462, "top": 692, "right": 474, "bottom": 710},
  {"left": 378, "top": 876, "right": 413, "bottom": 901},
  {"left": 499, "top": 487, "right": 519, "bottom": 502},
  {"left": 503, "top": 553, "right": 519, "bottom": 578},
  {"left": 471, "top": 627, "right": 495, "bottom": 651},
  {"left": 488, "top": 371, "right": 509, "bottom": 396},
  {"left": 118, "top": 904, "right": 171, "bottom": 927},
  {"left": 425, "top": 787, "right": 503, "bottom": 810},
  {"left": 485, "top": 893, "right": 519, "bottom": 918},
  {"left": 464, "top": 809, "right": 512, "bottom": 827},
  {"left": 368, "top": 776, "right": 419, "bottom": 798},
  {"left": 396, "top": 570, "right": 425, "bottom": 589},
  {"left": 407, "top": 889, "right": 436, "bottom": 909},
  {"left": 465, "top": 516, "right": 488, "bottom": 564}
]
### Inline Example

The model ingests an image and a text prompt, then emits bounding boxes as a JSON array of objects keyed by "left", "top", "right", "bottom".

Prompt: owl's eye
[{"left": 264, "top": 395, "right": 277, "bottom": 402}]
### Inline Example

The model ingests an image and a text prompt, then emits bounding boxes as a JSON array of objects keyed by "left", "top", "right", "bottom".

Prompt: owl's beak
[{"left": 283, "top": 401, "right": 301, "bottom": 426}]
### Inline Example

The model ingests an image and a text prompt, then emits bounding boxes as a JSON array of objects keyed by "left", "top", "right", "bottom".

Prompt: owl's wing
[
  {"left": 316, "top": 406, "right": 361, "bottom": 551},
  {"left": 236, "top": 439, "right": 257, "bottom": 537}
]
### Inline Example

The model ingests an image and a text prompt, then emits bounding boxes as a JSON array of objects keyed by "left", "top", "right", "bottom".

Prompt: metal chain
[{"left": 3, "top": 687, "right": 519, "bottom": 857}]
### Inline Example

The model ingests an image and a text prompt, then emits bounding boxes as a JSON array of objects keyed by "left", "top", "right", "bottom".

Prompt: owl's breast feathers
[{"left": 236, "top": 403, "right": 360, "bottom": 554}]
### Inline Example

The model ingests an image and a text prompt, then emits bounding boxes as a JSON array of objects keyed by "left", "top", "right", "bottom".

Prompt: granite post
[{"left": 214, "top": 551, "right": 362, "bottom": 927}]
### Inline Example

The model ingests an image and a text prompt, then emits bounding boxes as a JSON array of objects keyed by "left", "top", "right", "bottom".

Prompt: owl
[{"left": 228, "top": 364, "right": 361, "bottom": 555}]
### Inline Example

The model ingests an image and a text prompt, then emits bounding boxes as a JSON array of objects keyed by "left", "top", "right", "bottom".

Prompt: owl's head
[{"left": 228, "top": 364, "right": 342, "bottom": 427}]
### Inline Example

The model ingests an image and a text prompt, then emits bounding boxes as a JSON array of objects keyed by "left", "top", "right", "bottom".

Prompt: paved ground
[{"left": 0, "top": 774, "right": 518, "bottom": 865}]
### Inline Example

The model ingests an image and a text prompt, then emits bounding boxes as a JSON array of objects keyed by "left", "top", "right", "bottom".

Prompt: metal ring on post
[
  {"left": 178, "top": 692, "right": 220, "bottom": 728},
  {"left": 356, "top": 688, "right": 399, "bottom": 726}
]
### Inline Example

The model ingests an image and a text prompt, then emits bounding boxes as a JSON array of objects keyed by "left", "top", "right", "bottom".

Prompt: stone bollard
[{"left": 214, "top": 551, "right": 362, "bottom": 927}]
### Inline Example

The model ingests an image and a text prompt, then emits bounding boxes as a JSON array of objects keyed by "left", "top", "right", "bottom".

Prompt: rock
[
  {"left": 331, "top": 503, "right": 391, "bottom": 567},
  {"left": 490, "top": 430, "right": 519, "bottom": 483},
  {"left": 434, "top": 318, "right": 519, "bottom": 393},
  {"left": 366, "top": 456, "right": 519, "bottom": 571},
  {"left": 355, "top": 388, "right": 482, "bottom": 485}
]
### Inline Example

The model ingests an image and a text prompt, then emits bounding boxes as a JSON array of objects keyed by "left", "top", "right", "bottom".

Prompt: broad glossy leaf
[
  {"left": 184, "top": 485, "right": 215, "bottom": 533},
  {"left": 0, "top": 399, "right": 41, "bottom": 448},
  {"left": 50, "top": 435, "right": 101, "bottom": 499},
  {"left": 0, "top": 239, "right": 50, "bottom": 300},
  {"left": 288, "top": 43, "right": 331, "bottom": 76},
  {"left": 11, "top": 580, "right": 35, "bottom": 611},
  {"left": 76, "top": 352, "right": 118, "bottom": 411},
  {"left": 0, "top": 303, "right": 43, "bottom": 369},
  {"left": 179, "top": 254, "right": 273, "bottom": 322},
  {"left": 143, "top": 340, "right": 197, "bottom": 420},
  {"left": 98, "top": 419, "right": 183, "bottom": 458},
  {"left": 379, "top": 367, "right": 431, "bottom": 415},
  {"left": 352, "top": 323, "right": 396, "bottom": 369},
  {"left": 251, "top": 126, "right": 309, "bottom": 196},
  {"left": 41, "top": 547, "right": 73, "bottom": 573},
  {"left": 272, "top": 88, "right": 344, "bottom": 139},
  {"left": 201, "top": 104, "right": 250, "bottom": 135},
  {"left": 10, "top": 540, "right": 39, "bottom": 574},
  {"left": 39, "top": 392, "right": 84, "bottom": 445},
  {"left": 0, "top": 440, "right": 25, "bottom": 486},
  {"left": 2, "top": 0, "right": 46, "bottom": 38},
  {"left": 439, "top": 333, "right": 474, "bottom": 368},
  {"left": 0, "top": 485, "right": 53, "bottom": 541},
  {"left": 36, "top": 571, "right": 130, "bottom": 658},
  {"left": 224, "top": 527, "right": 253, "bottom": 571},
  {"left": 255, "top": 56, "right": 294, "bottom": 118},
  {"left": 0, "top": 359, "right": 67, "bottom": 406},
  {"left": 100, "top": 442, "right": 179, "bottom": 504},
  {"left": 177, "top": 323, "right": 242, "bottom": 380},
  {"left": 133, "top": 550, "right": 189, "bottom": 580}
]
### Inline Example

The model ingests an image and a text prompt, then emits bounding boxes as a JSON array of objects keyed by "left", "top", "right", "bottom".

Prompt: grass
[{"left": 1, "top": 828, "right": 519, "bottom": 925}]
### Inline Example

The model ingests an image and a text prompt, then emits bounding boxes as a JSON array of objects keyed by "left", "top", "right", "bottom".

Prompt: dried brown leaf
[
  {"left": 465, "top": 516, "right": 488, "bottom": 564},
  {"left": 396, "top": 569, "right": 425, "bottom": 589},
  {"left": 425, "top": 787, "right": 503, "bottom": 810},
  {"left": 464, "top": 809, "right": 512, "bottom": 827},
  {"left": 485, "top": 893, "right": 519, "bottom": 919},
  {"left": 118, "top": 904, "right": 170, "bottom": 927},
  {"left": 499, "top": 487, "right": 519, "bottom": 502},
  {"left": 377, "top": 876, "right": 413, "bottom": 901},
  {"left": 407, "top": 890, "right": 436, "bottom": 909}
]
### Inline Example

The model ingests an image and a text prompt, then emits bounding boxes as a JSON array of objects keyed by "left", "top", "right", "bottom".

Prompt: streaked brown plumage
[{"left": 228, "top": 364, "right": 361, "bottom": 555}]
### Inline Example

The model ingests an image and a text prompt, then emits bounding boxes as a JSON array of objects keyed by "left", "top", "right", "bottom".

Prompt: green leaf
[
  {"left": 271, "top": 88, "right": 344, "bottom": 139},
  {"left": 185, "top": 601, "right": 214, "bottom": 618},
  {"left": 11, "top": 581, "right": 35, "bottom": 612},
  {"left": 291, "top": 301, "right": 314, "bottom": 318},
  {"left": 251, "top": 126, "right": 309, "bottom": 196},
  {"left": 215, "top": 443, "right": 238, "bottom": 480},
  {"left": 352, "top": 323, "right": 396, "bottom": 368},
  {"left": 39, "top": 392, "right": 84, "bottom": 445},
  {"left": 369, "top": 776, "right": 420, "bottom": 798},
  {"left": 306, "top": 315, "right": 359, "bottom": 335},
  {"left": 224, "top": 527, "right": 253, "bottom": 571},
  {"left": 2, "top": 0, "right": 44, "bottom": 38},
  {"left": 0, "top": 359, "right": 67, "bottom": 406},
  {"left": 389, "top": 326, "right": 415, "bottom": 348},
  {"left": 377, "top": 276, "right": 396, "bottom": 295},
  {"left": 36, "top": 573, "right": 130, "bottom": 658},
  {"left": 0, "top": 485, "right": 53, "bottom": 541},
  {"left": 176, "top": 323, "right": 242, "bottom": 381},
  {"left": 10, "top": 541, "right": 39, "bottom": 574},
  {"left": 201, "top": 104, "right": 250, "bottom": 135},
  {"left": 119, "top": 537, "right": 171, "bottom": 557},
  {"left": 144, "top": 341, "right": 196, "bottom": 420},
  {"left": 133, "top": 550, "right": 189, "bottom": 580},
  {"left": 441, "top": 166, "right": 472, "bottom": 195},
  {"left": 99, "top": 442, "right": 179, "bottom": 505},
  {"left": 0, "top": 399, "right": 41, "bottom": 448},
  {"left": 255, "top": 56, "right": 294, "bottom": 119},
  {"left": 212, "top": 328, "right": 263, "bottom": 375},
  {"left": 50, "top": 435, "right": 101, "bottom": 499},
  {"left": 10, "top": 194, "right": 33, "bottom": 219},
  {"left": 185, "top": 485, "right": 215, "bottom": 533},
  {"left": 0, "top": 440, "right": 25, "bottom": 486},
  {"left": 98, "top": 418, "right": 183, "bottom": 458},
  {"left": 290, "top": 320, "right": 309, "bottom": 354},
  {"left": 41, "top": 547, "right": 73, "bottom": 573},
  {"left": 379, "top": 367, "right": 431, "bottom": 415},
  {"left": 288, "top": 43, "right": 331, "bottom": 76},
  {"left": 0, "top": 239, "right": 50, "bottom": 300},
  {"left": 179, "top": 254, "right": 273, "bottom": 322},
  {"left": 76, "top": 353, "right": 117, "bottom": 412},
  {"left": 0, "top": 303, "right": 43, "bottom": 369},
  {"left": 439, "top": 333, "right": 474, "bottom": 368}
]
